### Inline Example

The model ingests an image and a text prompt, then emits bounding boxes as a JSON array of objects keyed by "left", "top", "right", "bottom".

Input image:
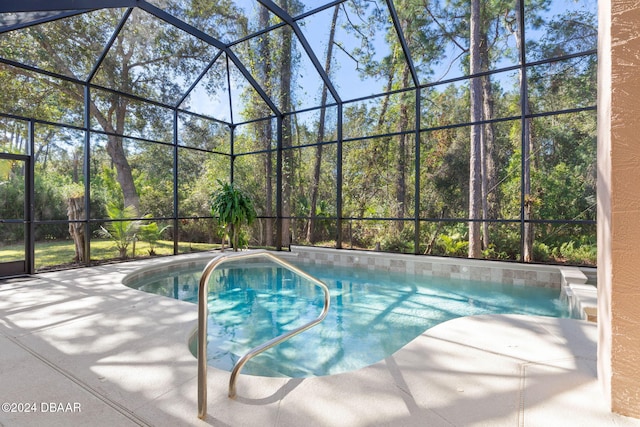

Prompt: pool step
[{"left": 560, "top": 267, "right": 597, "bottom": 322}]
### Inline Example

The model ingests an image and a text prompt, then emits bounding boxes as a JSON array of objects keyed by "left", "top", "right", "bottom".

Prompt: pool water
[{"left": 130, "top": 260, "right": 570, "bottom": 377}]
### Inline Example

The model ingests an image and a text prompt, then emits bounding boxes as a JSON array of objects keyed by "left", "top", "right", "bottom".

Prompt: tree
[
  {"left": 257, "top": 5, "right": 275, "bottom": 246},
  {"left": 1, "top": 5, "right": 242, "bottom": 213},
  {"left": 306, "top": 5, "right": 339, "bottom": 243},
  {"left": 420, "top": 0, "right": 493, "bottom": 255},
  {"left": 468, "top": 0, "right": 483, "bottom": 258},
  {"left": 279, "top": 2, "right": 295, "bottom": 247}
]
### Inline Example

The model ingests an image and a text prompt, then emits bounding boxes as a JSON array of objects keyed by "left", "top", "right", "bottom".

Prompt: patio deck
[{"left": 1, "top": 253, "right": 638, "bottom": 427}]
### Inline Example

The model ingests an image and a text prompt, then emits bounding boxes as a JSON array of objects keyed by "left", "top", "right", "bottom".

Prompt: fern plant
[{"left": 210, "top": 180, "right": 256, "bottom": 252}]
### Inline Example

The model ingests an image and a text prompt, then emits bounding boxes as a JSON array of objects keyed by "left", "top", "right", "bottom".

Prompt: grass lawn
[{"left": 1, "top": 239, "right": 219, "bottom": 271}]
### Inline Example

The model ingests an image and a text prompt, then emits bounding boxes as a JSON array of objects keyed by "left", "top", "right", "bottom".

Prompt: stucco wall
[{"left": 598, "top": 0, "right": 640, "bottom": 418}]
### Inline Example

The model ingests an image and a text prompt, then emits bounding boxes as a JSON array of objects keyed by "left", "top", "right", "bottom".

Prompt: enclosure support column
[
  {"left": 597, "top": 0, "right": 640, "bottom": 418},
  {"left": 275, "top": 115, "right": 283, "bottom": 250},
  {"left": 516, "top": 0, "right": 530, "bottom": 263},
  {"left": 414, "top": 89, "right": 421, "bottom": 254},
  {"left": 228, "top": 55, "right": 236, "bottom": 186},
  {"left": 83, "top": 85, "right": 91, "bottom": 265},
  {"left": 336, "top": 103, "right": 343, "bottom": 249},
  {"left": 172, "top": 109, "right": 179, "bottom": 255},
  {"left": 229, "top": 125, "right": 236, "bottom": 184},
  {"left": 26, "top": 121, "right": 35, "bottom": 274}
]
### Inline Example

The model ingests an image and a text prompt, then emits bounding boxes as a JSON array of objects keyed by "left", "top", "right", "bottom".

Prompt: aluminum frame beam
[
  {"left": 0, "top": 10, "right": 91, "bottom": 34},
  {"left": 137, "top": 1, "right": 281, "bottom": 117},
  {"left": 258, "top": 0, "right": 342, "bottom": 105},
  {"left": 385, "top": 0, "right": 419, "bottom": 87},
  {"left": 0, "top": 0, "right": 138, "bottom": 13}
]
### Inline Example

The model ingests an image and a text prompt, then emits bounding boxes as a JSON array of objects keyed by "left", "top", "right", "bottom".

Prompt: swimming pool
[{"left": 128, "top": 258, "right": 571, "bottom": 378}]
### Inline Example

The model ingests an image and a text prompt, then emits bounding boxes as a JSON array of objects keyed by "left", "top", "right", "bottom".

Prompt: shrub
[{"left": 554, "top": 240, "right": 596, "bottom": 265}]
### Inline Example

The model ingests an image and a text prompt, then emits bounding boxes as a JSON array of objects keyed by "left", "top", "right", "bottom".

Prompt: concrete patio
[{"left": 1, "top": 253, "right": 638, "bottom": 426}]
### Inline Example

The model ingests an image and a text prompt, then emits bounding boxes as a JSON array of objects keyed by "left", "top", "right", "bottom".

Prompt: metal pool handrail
[{"left": 197, "top": 249, "right": 331, "bottom": 419}]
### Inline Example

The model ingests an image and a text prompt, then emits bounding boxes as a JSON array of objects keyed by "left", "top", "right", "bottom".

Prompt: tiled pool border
[
  {"left": 289, "top": 245, "right": 562, "bottom": 287},
  {"left": 287, "top": 246, "right": 597, "bottom": 321},
  {"left": 121, "top": 246, "right": 597, "bottom": 321}
]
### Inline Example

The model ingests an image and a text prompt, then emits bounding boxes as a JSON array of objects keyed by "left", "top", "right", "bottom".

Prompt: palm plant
[
  {"left": 210, "top": 180, "right": 256, "bottom": 252},
  {"left": 97, "top": 203, "right": 141, "bottom": 259},
  {"left": 138, "top": 220, "right": 171, "bottom": 255}
]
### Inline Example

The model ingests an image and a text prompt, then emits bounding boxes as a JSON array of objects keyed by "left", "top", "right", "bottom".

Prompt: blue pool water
[{"left": 129, "top": 259, "right": 570, "bottom": 377}]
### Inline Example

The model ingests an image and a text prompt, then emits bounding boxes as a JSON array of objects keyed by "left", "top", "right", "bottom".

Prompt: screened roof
[
  {"left": 0, "top": 0, "right": 425, "bottom": 125},
  {"left": 0, "top": 0, "right": 599, "bottom": 270}
]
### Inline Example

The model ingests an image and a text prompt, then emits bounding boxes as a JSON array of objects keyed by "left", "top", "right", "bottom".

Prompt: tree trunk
[
  {"left": 468, "top": 0, "right": 483, "bottom": 258},
  {"left": 265, "top": 150, "right": 273, "bottom": 246},
  {"left": 480, "top": 108, "right": 489, "bottom": 249},
  {"left": 67, "top": 196, "right": 85, "bottom": 262},
  {"left": 258, "top": 5, "right": 274, "bottom": 247},
  {"left": 373, "top": 49, "right": 398, "bottom": 232},
  {"left": 480, "top": 41, "right": 498, "bottom": 249},
  {"left": 306, "top": 132, "right": 324, "bottom": 243},
  {"left": 72, "top": 148, "right": 81, "bottom": 183},
  {"left": 395, "top": 64, "right": 411, "bottom": 232},
  {"left": 377, "top": 67, "right": 396, "bottom": 129},
  {"left": 522, "top": 99, "right": 535, "bottom": 262},
  {"left": 105, "top": 134, "right": 139, "bottom": 212},
  {"left": 232, "top": 224, "right": 239, "bottom": 252},
  {"left": 280, "top": 0, "right": 293, "bottom": 247},
  {"left": 306, "top": 5, "right": 339, "bottom": 243}
]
